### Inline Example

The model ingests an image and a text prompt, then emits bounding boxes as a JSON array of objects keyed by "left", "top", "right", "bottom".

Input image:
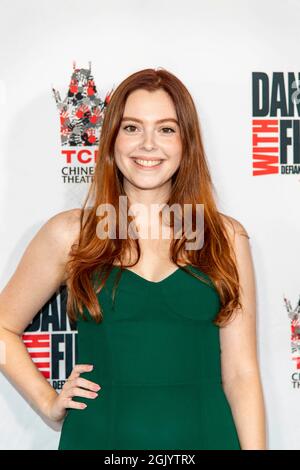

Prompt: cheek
[
  {"left": 115, "top": 134, "right": 135, "bottom": 154},
  {"left": 167, "top": 139, "right": 182, "bottom": 163}
]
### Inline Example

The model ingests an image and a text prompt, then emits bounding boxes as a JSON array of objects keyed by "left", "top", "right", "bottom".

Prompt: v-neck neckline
[{"left": 112, "top": 265, "right": 190, "bottom": 285}]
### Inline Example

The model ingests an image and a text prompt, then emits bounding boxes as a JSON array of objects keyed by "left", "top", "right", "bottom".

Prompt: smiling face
[{"left": 114, "top": 88, "right": 182, "bottom": 200}]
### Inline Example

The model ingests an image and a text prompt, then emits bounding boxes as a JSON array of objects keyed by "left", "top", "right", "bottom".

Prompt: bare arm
[
  {"left": 0, "top": 209, "right": 81, "bottom": 420},
  {"left": 219, "top": 216, "right": 267, "bottom": 450}
]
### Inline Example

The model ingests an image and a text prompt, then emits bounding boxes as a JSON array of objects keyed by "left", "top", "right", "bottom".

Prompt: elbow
[{"left": 222, "top": 368, "right": 263, "bottom": 395}]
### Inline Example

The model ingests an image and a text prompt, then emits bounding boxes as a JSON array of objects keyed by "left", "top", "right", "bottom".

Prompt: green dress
[{"left": 58, "top": 265, "right": 241, "bottom": 450}]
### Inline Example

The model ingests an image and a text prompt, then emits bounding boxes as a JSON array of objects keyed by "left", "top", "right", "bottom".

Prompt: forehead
[{"left": 123, "top": 88, "right": 177, "bottom": 120}]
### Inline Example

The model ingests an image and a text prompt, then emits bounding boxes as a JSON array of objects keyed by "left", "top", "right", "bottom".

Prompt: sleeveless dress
[{"left": 58, "top": 264, "right": 241, "bottom": 450}]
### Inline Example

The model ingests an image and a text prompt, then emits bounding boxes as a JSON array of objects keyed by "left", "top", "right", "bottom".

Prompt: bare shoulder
[
  {"left": 219, "top": 212, "right": 250, "bottom": 241},
  {"left": 41, "top": 208, "right": 87, "bottom": 271},
  {"left": 45, "top": 208, "right": 82, "bottom": 241}
]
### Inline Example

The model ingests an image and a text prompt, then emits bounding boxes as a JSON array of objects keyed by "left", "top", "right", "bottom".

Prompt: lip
[
  {"left": 131, "top": 156, "right": 165, "bottom": 161},
  {"left": 130, "top": 156, "right": 164, "bottom": 170}
]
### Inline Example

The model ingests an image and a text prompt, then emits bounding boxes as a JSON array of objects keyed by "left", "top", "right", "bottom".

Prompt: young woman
[{"left": 0, "top": 68, "right": 266, "bottom": 450}]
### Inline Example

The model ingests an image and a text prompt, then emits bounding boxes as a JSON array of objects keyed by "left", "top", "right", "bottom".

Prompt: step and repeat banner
[{"left": 0, "top": 0, "right": 299, "bottom": 450}]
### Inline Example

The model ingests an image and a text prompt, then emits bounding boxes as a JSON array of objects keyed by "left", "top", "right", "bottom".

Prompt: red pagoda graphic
[
  {"left": 52, "top": 61, "right": 114, "bottom": 146},
  {"left": 284, "top": 294, "right": 300, "bottom": 369}
]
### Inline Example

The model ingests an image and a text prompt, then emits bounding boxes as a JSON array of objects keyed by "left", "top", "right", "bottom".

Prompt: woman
[{"left": 0, "top": 68, "right": 266, "bottom": 450}]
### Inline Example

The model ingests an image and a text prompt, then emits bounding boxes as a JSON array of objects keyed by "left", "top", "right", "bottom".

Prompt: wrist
[{"left": 41, "top": 389, "right": 59, "bottom": 419}]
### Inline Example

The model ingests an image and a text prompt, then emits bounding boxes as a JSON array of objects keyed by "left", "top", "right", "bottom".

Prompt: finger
[
  {"left": 69, "top": 386, "right": 99, "bottom": 400},
  {"left": 67, "top": 399, "right": 87, "bottom": 410},
  {"left": 68, "top": 364, "right": 93, "bottom": 380},
  {"left": 73, "top": 377, "right": 101, "bottom": 392}
]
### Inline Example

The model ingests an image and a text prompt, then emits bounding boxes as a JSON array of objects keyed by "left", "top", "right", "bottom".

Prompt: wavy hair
[{"left": 65, "top": 68, "right": 249, "bottom": 327}]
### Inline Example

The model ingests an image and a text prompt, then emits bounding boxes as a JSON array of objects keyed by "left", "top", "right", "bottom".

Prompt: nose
[{"left": 140, "top": 129, "right": 158, "bottom": 151}]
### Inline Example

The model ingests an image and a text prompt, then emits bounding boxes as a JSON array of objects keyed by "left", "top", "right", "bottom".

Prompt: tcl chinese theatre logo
[
  {"left": 284, "top": 294, "right": 300, "bottom": 389},
  {"left": 52, "top": 61, "right": 114, "bottom": 184}
]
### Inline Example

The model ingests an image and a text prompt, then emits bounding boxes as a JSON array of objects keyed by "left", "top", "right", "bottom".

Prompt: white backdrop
[{"left": 0, "top": 0, "right": 299, "bottom": 450}]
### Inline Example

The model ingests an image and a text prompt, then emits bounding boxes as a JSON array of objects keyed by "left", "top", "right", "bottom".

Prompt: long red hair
[{"left": 65, "top": 68, "right": 248, "bottom": 327}]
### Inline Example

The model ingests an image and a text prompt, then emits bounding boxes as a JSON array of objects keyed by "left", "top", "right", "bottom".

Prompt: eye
[
  {"left": 123, "top": 125, "right": 137, "bottom": 133},
  {"left": 161, "top": 127, "right": 176, "bottom": 134},
  {"left": 122, "top": 125, "right": 176, "bottom": 134}
]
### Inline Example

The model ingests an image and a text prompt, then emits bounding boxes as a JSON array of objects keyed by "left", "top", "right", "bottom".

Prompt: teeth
[{"left": 134, "top": 159, "right": 162, "bottom": 167}]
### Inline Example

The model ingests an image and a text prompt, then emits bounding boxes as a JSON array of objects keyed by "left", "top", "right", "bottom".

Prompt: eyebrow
[{"left": 121, "top": 116, "right": 179, "bottom": 125}]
